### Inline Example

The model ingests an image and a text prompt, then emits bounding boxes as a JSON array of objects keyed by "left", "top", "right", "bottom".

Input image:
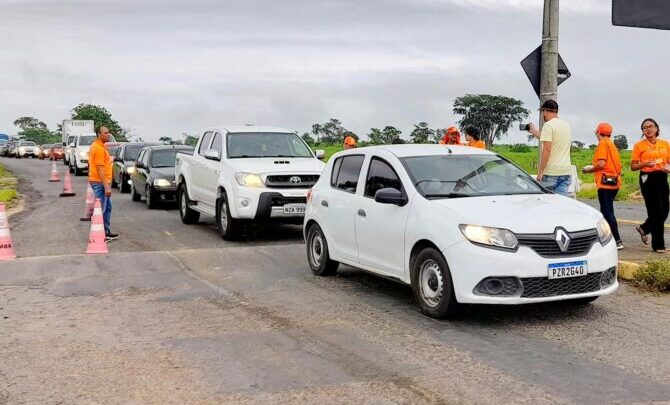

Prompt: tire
[
  {"left": 566, "top": 296, "right": 599, "bottom": 305},
  {"left": 69, "top": 163, "right": 74, "bottom": 173},
  {"left": 111, "top": 177, "right": 118, "bottom": 189},
  {"left": 120, "top": 174, "right": 130, "bottom": 193},
  {"left": 306, "top": 223, "right": 339, "bottom": 276},
  {"left": 216, "top": 192, "right": 241, "bottom": 240},
  {"left": 74, "top": 163, "right": 82, "bottom": 176},
  {"left": 130, "top": 181, "right": 141, "bottom": 202},
  {"left": 145, "top": 186, "right": 156, "bottom": 209},
  {"left": 411, "top": 247, "right": 460, "bottom": 319},
  {"left": 178, "top": 183, "right": 200, "bottom": 224}
]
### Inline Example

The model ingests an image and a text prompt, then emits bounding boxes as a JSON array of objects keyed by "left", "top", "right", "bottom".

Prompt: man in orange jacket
[
  {"left": 441, "top": 127, "right": 462, "bottom": 145},
  {"left": 465, "top": 126, "right": 486, "bottom": 149},
  {"left": 343, "top": 135, "right": 357, "bottom": 149}
]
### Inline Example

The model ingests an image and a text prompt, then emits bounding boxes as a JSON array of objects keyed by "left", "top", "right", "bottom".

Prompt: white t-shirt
[{"left": 540, "top": 117, "right": 572, "bottom": 176}]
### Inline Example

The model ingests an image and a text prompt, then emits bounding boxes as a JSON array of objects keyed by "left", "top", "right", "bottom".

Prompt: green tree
[
  {"left": 182, "top": 133, "right": 199, "bottom": 146},
  {"left": 159, "top": 136, "right": 173, "bottom": 144},
  {"left": 410, "top": 122, "right": 433, "bottom": 143},
  {"left": 613, "top": 135, "right": 628, "bottom": 150},
  {"left": 380, "top": 126, "right": 401, "bottom": 144},
  {"left": 301, "top": 132, "right": 315, "bottom": 145},
  {"left": 311, "top": 118, "right": 351, "bottom": 145},
  {"left": 70, "top": 103, "right": 129, "bottom": 141},
  {"left": 13, "top": 116, "right": 59, "bottom": 144},
  {"left": 367, "top": 128, "right": 384, "bottom": 144},
  {"left": 452, "top": 94, "right": 530, "bottom": 147}
]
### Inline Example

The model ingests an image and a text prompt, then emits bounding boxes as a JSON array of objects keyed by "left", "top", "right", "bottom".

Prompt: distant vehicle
[
  {"left": 4, "top": 141, "right": 17, "bottom": 157},
  {"left": 62, "top": 120, "right": 94, "bottom": 166},
  {"left": 0, "top": 134, "right": 9, "bottom": 143},
  {"left": 175, "top": 126, "right": 326, "bottom": 239},
  {"left": 39, "top": 144, "right": 53, "bottom": 159},
  {"left": 50, "top": 144, "right": 64, "bottom": 161},
  {"left": 16, "top": 141, "right": 38, "bottom": 158},
  {"left": 69, "top": 134, "right": 116, "bottom": 176},
  {"left": 105, "top": 142, "right": 124, "bottom": 158},
  {"left": 112, "top": 142, "right": 159, "bottom": 193},
  {"left": 303, "top": 145, "right": 618, "bottom": 319},
  {"left": 0, "top": 141, "right": 8, "bottom": 157},
  {"left": 130, "top": 145, "right": 195, "bottom": 208}
]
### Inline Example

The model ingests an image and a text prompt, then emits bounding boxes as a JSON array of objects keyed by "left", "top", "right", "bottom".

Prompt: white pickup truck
[{"left": 175, "top": 126, "right": 326, "bottom": 239}]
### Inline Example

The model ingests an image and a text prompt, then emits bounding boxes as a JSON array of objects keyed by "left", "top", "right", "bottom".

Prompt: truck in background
[{"left": 62, "top": 120, "right": 95, "bottom": 166}]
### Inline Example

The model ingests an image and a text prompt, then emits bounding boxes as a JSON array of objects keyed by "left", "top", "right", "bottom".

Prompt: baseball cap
[
  {"left": 539, "top": 99, "right": 559, "bottom": 112},
  {"left": 596, "top": 122, "right": 613, "bottom": 136}
]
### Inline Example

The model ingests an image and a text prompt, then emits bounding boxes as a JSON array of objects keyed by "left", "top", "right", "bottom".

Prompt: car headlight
[
  {"left": 235, "top": 172, "right": 264, "bottom": 188},
  {"left": 596, "top": 218, "right": 613, "bottom": 245},
  {"left": 79, "top": 151, "right": 88, "bottom": 159},
  {"left": 153, "top": 179, "right": 172, "bottom": 187},
  {"left": 459, "top": 224, "right": 518, "bottom": 250},
  {"left": 19, "top": 147, "right": 25, "bottom": 153},
  {"left": 126, "top": 166, "right": 136, "bottom": 174}
]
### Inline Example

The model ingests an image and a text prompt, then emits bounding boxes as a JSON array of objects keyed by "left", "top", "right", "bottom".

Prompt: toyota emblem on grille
[
  {"left": 555, "top": 228, "right": 571, "bottom": 252},
  {"left": 289, "top": 176, "right": 302, "bottom": 184}
]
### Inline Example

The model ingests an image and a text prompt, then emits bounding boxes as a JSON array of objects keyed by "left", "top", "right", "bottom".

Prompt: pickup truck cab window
[
  {"left": 198, "top": 132, "right": 214, "bottom": 156},
  {"left": 211, "top": 132, "right": 223, "bottom": 157}
]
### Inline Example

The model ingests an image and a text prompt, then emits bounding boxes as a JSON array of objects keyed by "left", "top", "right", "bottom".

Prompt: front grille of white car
[
  {"left": 519, "top": 267, "right": 615, "bottom": 298},
  {"left": 516, "top": 229, "right": 599, "bottom": 258}
]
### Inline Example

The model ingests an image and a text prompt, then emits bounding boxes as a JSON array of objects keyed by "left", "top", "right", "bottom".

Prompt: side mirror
[
  {"left": 374, "top": 187, "right": 407, "bottom": 206},
  {"left": 315, "top": 149, "right": 325, "bottom": 160},
  {"left": 204, "top": 148, "right": 221, "bottom": 161},
  {"left": 134, "top": 162, "right": 145, "bottom": 169}
]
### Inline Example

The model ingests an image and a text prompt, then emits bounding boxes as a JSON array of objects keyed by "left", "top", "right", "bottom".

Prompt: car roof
[
  {"left": 142, "top": 145, "right": 195, "bottom": 151},
  {"left": 122, "top": 142, "right": 161, "bottom": 148},
  {"left": 334, "top": 144, "right": 495, "bottom": 158},
  {"left": 206, "top": 126, "right": 294, "bottom": 134}
]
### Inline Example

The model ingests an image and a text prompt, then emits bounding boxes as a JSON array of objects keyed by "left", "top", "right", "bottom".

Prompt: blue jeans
[
  {"left": 90, "top": 182, "right": 112, "bottom": 235},
  {"left": 542, "top": 175, "right": 571, "bottom": 196}
]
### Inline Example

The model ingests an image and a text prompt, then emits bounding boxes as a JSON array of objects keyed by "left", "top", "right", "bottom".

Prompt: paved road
[{"left": 1, "top": 157, "right": 669, "bottom": 404}]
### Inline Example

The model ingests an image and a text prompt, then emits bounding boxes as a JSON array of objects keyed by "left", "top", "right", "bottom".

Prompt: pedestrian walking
[
  {"left": 631, "top": 118, "right": 669, "bottom": 253},
  {"left": 464, "top": 126, "right": 486, "bottom": 149},
  {"left": 88, "top": 126, "right": 119, "bottom": 242},
  {"left": 582, "top": 122, "right": 623, "bottom": 250},
  {"left": 527, "top": 100, "right": 573, "bottom": 196}
]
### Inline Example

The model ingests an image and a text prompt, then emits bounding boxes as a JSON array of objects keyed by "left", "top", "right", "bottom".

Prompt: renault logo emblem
[
  {"left": 555, "top": 228, "right": 571, "bottom": 252},
  {"left": 289, "top": 176, "right": 302, "bottom": 184}
]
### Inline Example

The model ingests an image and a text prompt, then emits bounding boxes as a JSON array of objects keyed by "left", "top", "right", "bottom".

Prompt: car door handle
[
  {"left": 357, "top": 209, "right": 366, "bottom": 217},
  {"left": 321, "top": 200, "right": 328, "bottom": 207}
]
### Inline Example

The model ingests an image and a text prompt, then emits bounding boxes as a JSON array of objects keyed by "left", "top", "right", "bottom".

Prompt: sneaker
[
  {"left": 616, "top": 240, "right": 624, "bottom": 250},
  {"left": 105, "top": 232, "right": 119, "bottom": 242}
]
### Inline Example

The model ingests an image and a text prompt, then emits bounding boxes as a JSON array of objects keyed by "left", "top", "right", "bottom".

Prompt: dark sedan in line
[
  {"left": 129, "top": 145, "right": 194, "bottom": 208},
  {"left": 112, "top": 142, "right": 160, "bottom": 193}
]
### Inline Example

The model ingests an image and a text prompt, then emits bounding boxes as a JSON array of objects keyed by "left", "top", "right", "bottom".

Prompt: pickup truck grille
[{"left": 265, "top": 175, "right": 319, "bottom": 188}]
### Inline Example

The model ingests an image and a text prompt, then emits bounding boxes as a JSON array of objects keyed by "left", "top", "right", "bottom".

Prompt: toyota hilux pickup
[{"left": 175, "top": 126, "right": 325, "bottom": 239}]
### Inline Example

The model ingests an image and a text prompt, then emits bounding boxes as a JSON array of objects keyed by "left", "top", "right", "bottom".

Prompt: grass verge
[
  {"left": 633, "top": 259, "right": 670, "bottom": 292},
  {"left": 0, "top": 163, "right": 19, "bottom": 206}
]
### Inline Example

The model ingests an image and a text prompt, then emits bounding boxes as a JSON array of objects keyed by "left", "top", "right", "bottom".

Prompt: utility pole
[{"left": 538, "top": 0, "right": 559, "bottom": 160}]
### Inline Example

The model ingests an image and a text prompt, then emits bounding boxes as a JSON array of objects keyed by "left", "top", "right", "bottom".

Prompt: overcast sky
[{"left": 1, "top": 0, "right": 668, "bottom": 146}]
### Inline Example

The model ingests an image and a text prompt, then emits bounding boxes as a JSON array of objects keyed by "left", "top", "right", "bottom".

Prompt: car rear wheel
[
  {"left": 306, "top": 223, "right": 339, "bottom": 276},
  {"left": 216, "top": 193, "right": 241, "bottom": 240},
  {"left": 130, "top": 181, "right": 141, "bottom": 202},
  {"left": 178, "top": 183, "right": 200, "bottom": 224},
  {"left": 145, "top": 186, "right": 156, "bottom": 209},
  {"left": 411, "top": 247, "right": 460, "bottom": 319}
]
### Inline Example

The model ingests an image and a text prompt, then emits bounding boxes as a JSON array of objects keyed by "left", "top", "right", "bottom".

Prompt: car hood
[
  {"left": 150, "top": 167, "right": 175, "bottom": 180},
  {"left": 229, "top": 158, "right": 325, "bottom": 175},
  {"left": 429, "top": 193, "right": 603, "bottom": 233}
]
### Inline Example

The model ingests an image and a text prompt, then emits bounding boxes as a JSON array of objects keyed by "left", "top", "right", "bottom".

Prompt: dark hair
[
  {"left": 96, "top": 126, "right": 106, "bottom": 135},
  {"left": 641, "top": 118, "right": 660, "bottom": 138},
  {"left": 464, "top": 126, "right": 481, "bottom": 141}
]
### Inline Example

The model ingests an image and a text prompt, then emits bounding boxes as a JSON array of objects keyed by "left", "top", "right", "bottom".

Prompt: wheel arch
[{"left": 409, "top": 239, "right": 443, "bottom": 284}]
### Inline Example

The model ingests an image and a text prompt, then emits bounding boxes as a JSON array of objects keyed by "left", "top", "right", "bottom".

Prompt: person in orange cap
[
  {"left": 464, "top": 126, "right": 486, "bottom": 149},
  {"left": 441, "top": 127, "right": 462, "bottom": 145},
  {"left": 582, "top": 122, "right": 623, "bottom": 250},
  {"left": 343, "top": 135, "right": 357, "bottom": 149}
]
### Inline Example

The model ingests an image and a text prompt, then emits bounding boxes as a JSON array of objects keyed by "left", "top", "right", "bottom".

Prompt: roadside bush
[
  {"left": 633, "top": 259, "right": 670, "bottom": 292},
  {"left": 0, "top": 189, "right": 17, "bottom": 203},
  {"left": 509, "top": 143, "right": 531, "bottom": 153}
]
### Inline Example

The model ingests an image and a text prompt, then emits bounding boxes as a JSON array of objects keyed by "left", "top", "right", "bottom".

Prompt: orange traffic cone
[
  {"left": 86, "top": 199, "right": 108, "bottom": 254},
  {"left": 0, "top": 203, "right": 17, "bottom": 260},
  {"left": 48, "top": 162, "right": 60, "bottom": 182},
  {"left": 79, "top": 183, "right": 95, "bottom": 221},
  {"left": 60, "top": 170, "right": 76, "bottom": 197}
]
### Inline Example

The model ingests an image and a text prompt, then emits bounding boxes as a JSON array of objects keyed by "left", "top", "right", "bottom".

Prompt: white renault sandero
[{"left": 304, "top": 145, "right": 618, "bottom": 318}]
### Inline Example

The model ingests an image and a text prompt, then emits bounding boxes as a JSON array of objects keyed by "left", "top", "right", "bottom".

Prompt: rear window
[{"left": 331, "top": 155, "right": 365, "bottom": 193}]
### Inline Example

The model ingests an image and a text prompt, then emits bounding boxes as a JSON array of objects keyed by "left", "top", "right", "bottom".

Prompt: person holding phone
[
  {"left": 582, "top": 122, "right": 623, "bottom": 250},
  {"left": 631, "top": 118, "right": 669, "bottom": 252}
]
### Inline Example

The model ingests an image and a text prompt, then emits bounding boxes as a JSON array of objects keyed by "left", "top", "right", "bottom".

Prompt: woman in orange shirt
[
  {"left": 631, "top": 118, "right": 670, "bottom": 252},
  {"left": 582, "top": 123, "right": 623, "bottom": 250},
  {"left": 464, "top": 126, "right": 486, "bottom": 149}
]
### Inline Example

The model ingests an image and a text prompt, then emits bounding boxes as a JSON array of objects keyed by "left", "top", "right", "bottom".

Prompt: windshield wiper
[{"left": 424, "top": 193, "right": 471, "bottom": 199}]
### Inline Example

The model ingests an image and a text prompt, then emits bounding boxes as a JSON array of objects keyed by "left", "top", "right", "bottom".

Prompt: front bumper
[
  {"left": 152, "top": 186, "right": 178, "bottom": 201},
  {"left": 443, "top": 239, "right": 619, "bottom": 304},
  {"left": 230, "top": 187, "right": 309, "bottom": 221}
]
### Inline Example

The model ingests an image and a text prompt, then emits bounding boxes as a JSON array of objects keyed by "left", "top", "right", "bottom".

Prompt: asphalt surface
[{"left": 1, "top": 157, "right": 669, "bottom": 404}]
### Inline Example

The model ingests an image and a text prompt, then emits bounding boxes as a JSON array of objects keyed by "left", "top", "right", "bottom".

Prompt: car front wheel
[
  {"left": 120, "top": 174, "right": 130, "bottom": 193},
  {"left": 306, "top": 223, "right": 339, "bottom": 276},
  {"left": 411, "top": 247, "right": 460, "bottom": 319},
  {"left": 130, "top": 181, "right": 141, "bottom": 202},
  {"left": 216, "top": 193, "right": 241, "bottom": 240},
  {"left": 178, "top": 183, "right": 200, "bottom": 224},
  {"left": 145, "top": 186, "right": 156, "bottom": 209}
]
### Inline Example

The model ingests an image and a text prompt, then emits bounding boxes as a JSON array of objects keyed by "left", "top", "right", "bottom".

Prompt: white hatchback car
[{"left": 304, "top": 145, "right": 618, "bottom": 318}]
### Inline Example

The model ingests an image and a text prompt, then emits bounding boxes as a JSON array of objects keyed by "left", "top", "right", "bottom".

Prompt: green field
[
  {"left": 0, "top": 163, "right": 18, "bottom": 205},
  {"left": 313, "top": 144, "right": 639, "bottom": 201}
]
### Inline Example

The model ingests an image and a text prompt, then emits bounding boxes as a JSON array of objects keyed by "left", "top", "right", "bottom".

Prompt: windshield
[
  {"left": 79, "top": 136, "right": 95, "bottom": 146},
  {"left": 53, "top": 145, "right": 63, "bottom": 150},
  {"left": 150, "top": 149, "right": 185, "bottom": 168},
  {"left": 106, "top": 145, "right": 121, "bottom": 156},
  {"left": 21, "top": 141, "right": 36, "bottom": 146},
  {"left": 124, "top": 145, "right": 144, "bottom": 161},
  {"left": 402, "top": 155, "right": 545, "bottom": 199},
  {"left": 227, "top": 132, "right": 313, "bottom": 158}
]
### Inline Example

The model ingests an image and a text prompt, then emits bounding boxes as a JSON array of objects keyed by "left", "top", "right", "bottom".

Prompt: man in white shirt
[{"left": 528, "top": 100, "right": 572, "bottom": 196}]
